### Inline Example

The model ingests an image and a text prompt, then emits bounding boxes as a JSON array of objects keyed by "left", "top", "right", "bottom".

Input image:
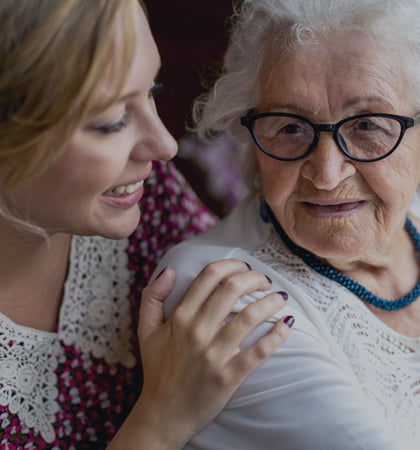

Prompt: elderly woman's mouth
[{"left": 302, "top": 200, "right": 365, "bottom": 215}]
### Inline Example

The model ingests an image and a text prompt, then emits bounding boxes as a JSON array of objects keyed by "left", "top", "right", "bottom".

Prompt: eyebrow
[
  {"left": 116, "top": 61, "right": 162, "bottom": 104},
  {"left": 342, "top": 95, "right": 394, "bottom": 110},
  {"left": 261, "top": 103, "right": 314, "bottom": 116},
  {"left": 262, "top": 95, "right": 395, "bottom": 116},
  {"left": 88, "top": 60, "right": 162, "bottom": 116}
]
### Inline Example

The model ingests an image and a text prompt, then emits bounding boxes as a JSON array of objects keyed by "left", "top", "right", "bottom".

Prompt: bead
[{"left": 261, "top": 200, "right": 420, "bottom": 312}]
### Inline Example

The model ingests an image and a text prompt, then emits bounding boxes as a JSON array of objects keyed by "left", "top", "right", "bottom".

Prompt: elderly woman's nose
[{"left": 300, "top": 134, "right": 356, "bottom": 190}]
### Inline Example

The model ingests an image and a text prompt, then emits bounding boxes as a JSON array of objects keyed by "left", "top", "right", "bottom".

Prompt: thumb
[{"left": 139, "top": 266, "right": 176, "bottom": 343}]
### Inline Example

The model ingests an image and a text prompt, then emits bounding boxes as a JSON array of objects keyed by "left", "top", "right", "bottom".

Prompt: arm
[
  {"left": 108, "top": 260, "right": 293, "bottom": 449},
  {"left": 185, "top": 325, "right": 399, "bottom": 450},
  {"left": 147, "top": 244, "right": 402, "bottom": 450}
]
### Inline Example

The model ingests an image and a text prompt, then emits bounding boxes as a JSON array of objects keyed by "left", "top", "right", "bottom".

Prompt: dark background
[
  {"left": 143, "top": 1, "right": 236, "bottom": 216},
  {"left": 144, "top": 0, "right": 233, "bottom": 139}
]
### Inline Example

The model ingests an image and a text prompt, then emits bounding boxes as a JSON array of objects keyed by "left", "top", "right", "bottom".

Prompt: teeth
[
  {"left": 126, "top": 184, "right": 137, "bottom": 194},
  {"left": 105, "top": 180, "right": 144, "bottom": 197}
]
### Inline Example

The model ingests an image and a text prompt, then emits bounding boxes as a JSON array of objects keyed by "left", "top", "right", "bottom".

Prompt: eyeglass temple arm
[{"left": 413, "top": 114, "right": 420, "bottom": 126}]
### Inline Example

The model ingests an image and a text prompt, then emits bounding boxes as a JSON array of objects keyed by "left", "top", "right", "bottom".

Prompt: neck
[
  {"left": 323, "top": 221, "right": 414, "bottom": 282},
  {"left": 338, "top": 225, "right": 418, "bottom": 298},
  {"left": 263, "top": 200, "right": 420, "bottom": 311},
  {"left": 0, "top": 219, "right": 71, "bottom": 331}
]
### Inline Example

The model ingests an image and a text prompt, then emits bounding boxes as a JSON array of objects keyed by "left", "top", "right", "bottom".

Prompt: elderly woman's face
[{"left": 256, "top": 33, "right": 420, "bottom": 266}]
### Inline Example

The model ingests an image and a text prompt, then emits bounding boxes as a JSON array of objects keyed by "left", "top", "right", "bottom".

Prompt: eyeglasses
[{"left": 240, "top": 112, "right": 420, "bottom": 162}]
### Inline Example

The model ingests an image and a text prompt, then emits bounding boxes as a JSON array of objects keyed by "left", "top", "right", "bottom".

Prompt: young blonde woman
[{"left": 0, "top": 1, "right": 293, "bottom": 448}]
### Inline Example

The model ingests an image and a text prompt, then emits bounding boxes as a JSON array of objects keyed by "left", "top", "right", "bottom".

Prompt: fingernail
[
  {"left": 265, "top": 274, "right": 272, "bottom": 284},
  {"left": 243, "top": 261, "right": 252, "bottom": 270},
  {"left": 283, "top": 315, "right": 295, "bottom": 328},
  {"left": 277, "top": 291, "right": 288, "bottom": 301},
  {"left": 156, "top": 266, "right": 168, "bottom": 279}
]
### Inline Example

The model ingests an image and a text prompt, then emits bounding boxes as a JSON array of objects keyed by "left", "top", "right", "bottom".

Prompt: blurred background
[{"left": 144, "top": 0, "right": 247, "bottom": 217}]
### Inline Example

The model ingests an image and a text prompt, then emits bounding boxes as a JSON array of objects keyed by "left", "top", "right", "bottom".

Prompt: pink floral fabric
[{"left": 0, "top": 160, "right": 216, "bottom": 449}]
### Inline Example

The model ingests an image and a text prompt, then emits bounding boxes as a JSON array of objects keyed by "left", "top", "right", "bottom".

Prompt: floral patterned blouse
[{"left": 0, "top": 160, "right": 216, "bottom": 449}]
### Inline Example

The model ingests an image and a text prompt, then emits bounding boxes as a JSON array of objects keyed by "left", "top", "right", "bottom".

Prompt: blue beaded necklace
[{"left": 260, "top": 200, "right": 420, "bottom": 311}]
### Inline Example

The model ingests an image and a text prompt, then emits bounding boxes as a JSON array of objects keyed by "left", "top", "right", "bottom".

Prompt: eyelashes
[
  {"left": 149, "top": 81, "right": 163, "bottom": 98},
  {"left": 94, "top": 111, "right": 129, "bottom": 135},
  {"left": 90, "top": 82, "right": 164, "bottom": 136}
]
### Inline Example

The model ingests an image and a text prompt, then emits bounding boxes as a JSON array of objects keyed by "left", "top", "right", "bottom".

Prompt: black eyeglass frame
[{"left": 240, "top": 111, "right": 420, "bottom": 162}]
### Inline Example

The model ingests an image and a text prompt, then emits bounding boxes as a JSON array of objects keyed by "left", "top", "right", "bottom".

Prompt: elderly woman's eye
[
  {"left": 259, "top": 119, "right": 307, "bottom": 139},
  {"left": 356, "top": 120, "right": 379, "bottom": 131},
  {"left": 282, "top": 123, "right": 303, "bottom": 134}
]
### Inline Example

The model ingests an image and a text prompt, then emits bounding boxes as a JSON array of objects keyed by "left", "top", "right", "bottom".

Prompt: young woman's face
[{"left": 7, "top": 5, "right": 177, "bottom": 239}]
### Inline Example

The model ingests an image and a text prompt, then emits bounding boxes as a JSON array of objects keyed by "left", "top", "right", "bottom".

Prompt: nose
[
  {"left": 300, "top": 133, "right": 356, "bottom": 190},
  {"left": 130, "top": 106, "right": 178, "bottom": 162}
]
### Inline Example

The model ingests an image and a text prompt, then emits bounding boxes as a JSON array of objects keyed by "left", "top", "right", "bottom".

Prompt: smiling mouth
[
  {"left": 303, "top": 201, "right": 365, "bottom": 213},
  {"left": 103, "top": 180, "right": 144, "bottom": 197}
]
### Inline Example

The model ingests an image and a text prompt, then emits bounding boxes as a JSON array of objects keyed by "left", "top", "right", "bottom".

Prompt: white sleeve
[
  {"left": 185, "top": 326, "right": 399, "bottom": 450},
  {"left": 154, "top": 243, "right": 402, "bottom": 450}
]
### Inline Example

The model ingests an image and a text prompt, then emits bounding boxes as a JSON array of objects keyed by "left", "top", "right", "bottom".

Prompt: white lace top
[
  {"left": 0, "top": 235, "right": 133, "bottom": 443},
  {"left": 253, "top": 233, "right": 420, "bottom": 442},
  {"left": 157, "top": 194, "right": 420, "bottom": 450},
  {"left": 0, "top": 160, "right": 216, "bottom": 448}
]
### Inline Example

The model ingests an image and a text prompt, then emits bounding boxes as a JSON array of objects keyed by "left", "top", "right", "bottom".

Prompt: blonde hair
[{"left": 0, "top": 0, "right": 142, "bottom": 230}]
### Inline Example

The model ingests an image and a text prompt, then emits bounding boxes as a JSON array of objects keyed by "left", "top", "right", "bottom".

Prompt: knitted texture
[{"left": 253, "top": 231, "right": 420, "bottom": 442}]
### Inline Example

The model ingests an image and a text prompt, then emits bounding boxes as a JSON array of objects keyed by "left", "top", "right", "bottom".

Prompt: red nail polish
[
  {"left": 277, "top": 291, "right": 288, "bottom": 300},
  {"left": 243, "top": 262, "right": 252, "bottom": 270},
  {"left": 283, "top": 315, "right": 295, "bottom": 328}
]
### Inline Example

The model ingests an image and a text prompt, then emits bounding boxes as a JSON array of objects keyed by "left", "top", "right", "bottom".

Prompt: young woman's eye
[
  {"left": 149, "top": 82, "right": 163, "bottom": 98},
  {"left": 92, "top": 112, "right": 128, "bottom": 135}
]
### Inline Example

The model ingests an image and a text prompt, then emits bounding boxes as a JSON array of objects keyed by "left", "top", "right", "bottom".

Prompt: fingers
[
  {"left": 215, "top": 291, "right": 288, "bottom": 350},
  {"left": 175, "top": 259, "right": 251, "bottom": 313},
  {"left": 201, "top": 291, "right": 293, "bottom": 386},
  {"left": 137, "top": 258, "right": 295, "bottom": 439},
  {"left": 173, "top": 259, "right": 272, "bottom": 326},
  {"left": 225, "top": 313, "right": 294, "bottom": 385},
  {"left": 194, "top": 271, "right": 274, "bottom": 333},
  {"left": 139, "top": 267, "right": 176, "bottom": 343}
]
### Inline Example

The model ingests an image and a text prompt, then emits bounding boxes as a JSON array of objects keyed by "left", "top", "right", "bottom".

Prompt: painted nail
[
  {"left": 277, "top": 291, "right": 289, "bottom": 301},
  {"left": 265, "top": 274, "right": 272, "bottom": 284},
  {"left": 283, "top": 315, "right": 295, "bottom": 328}
]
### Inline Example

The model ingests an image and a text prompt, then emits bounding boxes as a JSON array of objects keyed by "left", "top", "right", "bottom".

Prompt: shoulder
[
  {"left": 169, "top": 194, "right": 271, "bottom": 250},
  {"left": 151, "top": 194, "right": 270, "bottom": 313},
  {"left": 190, "top": 322, "right": 397, "bottom": 450}
]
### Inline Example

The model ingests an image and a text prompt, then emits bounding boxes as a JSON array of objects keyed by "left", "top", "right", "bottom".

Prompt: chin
[{"left": 94, "top": 210, "right": 141, "bottom": 240}]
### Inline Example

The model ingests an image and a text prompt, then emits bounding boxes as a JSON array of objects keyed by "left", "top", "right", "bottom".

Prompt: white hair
[{"left": 192, "top": 0, "right": 420, "bottom": 190}]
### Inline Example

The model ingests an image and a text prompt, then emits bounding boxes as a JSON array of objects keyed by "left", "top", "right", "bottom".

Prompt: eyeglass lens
[{"left": 253, "top": 115, "right": 402, "bottom": 160}]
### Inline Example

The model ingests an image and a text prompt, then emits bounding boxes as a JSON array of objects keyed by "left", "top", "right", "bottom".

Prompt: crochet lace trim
[
  {"left": 0, "top": 315, "right": 60, "bottom": 443},
  {"left": 253, "top": 232, "right": 420, "bottom": 440},
  {"left": 60, "top": 235, "right": 135, "bottom": 368},
  {"left": 0, "top": 235, "right": 135, "bottom": 442}
]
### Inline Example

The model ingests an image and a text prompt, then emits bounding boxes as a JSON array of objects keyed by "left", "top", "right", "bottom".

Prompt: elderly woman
[{"left": 154, "top": 0, "right": 420, "bottom": 449}]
